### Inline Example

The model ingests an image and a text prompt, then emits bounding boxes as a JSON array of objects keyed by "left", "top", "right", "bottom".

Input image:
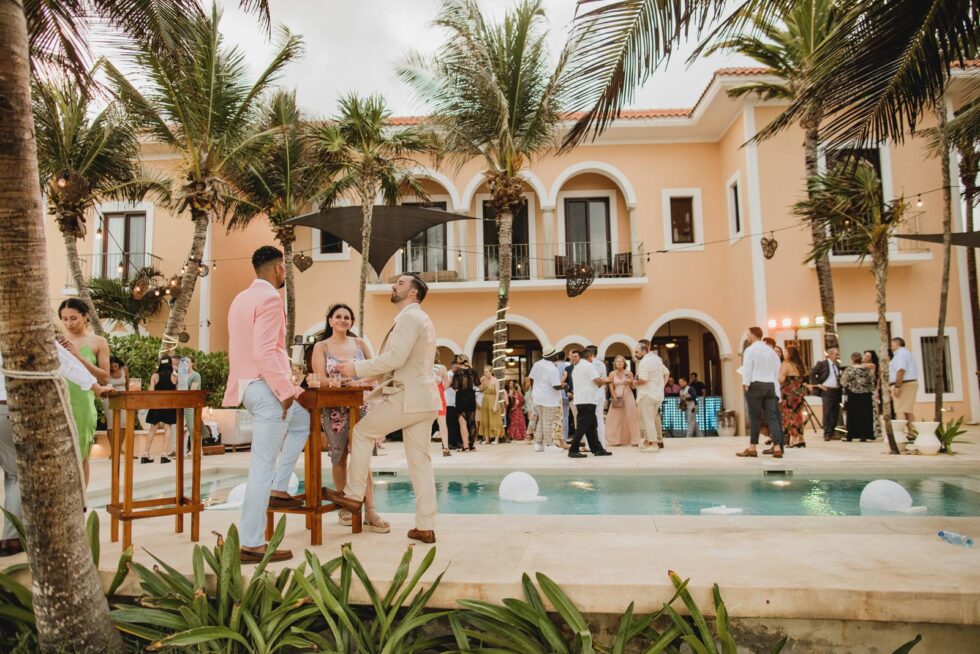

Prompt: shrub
[{"left": 108, "top": 335, "right": 228, "bottom": 407}]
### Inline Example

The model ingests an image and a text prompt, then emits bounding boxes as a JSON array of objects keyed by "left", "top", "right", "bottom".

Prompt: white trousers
[
  {"left": 239, "top": 381, "right": 309, "bottom": 548},
  {"left": 345, "top": 393, "right": 438, "bottom": 531},
  {"left": 595, "top": 402, "right": 606, "bottom": 448},
  {"left": 637, "top": 396, "right": 664, "bottom": 444},
  {"left": 0, "top": 406, "right": 20, "bottom": 540}
]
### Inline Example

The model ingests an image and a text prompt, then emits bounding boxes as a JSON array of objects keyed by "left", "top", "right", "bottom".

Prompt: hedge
[{"left": 108, "top": 334, "right": 229, "bottom": 407}]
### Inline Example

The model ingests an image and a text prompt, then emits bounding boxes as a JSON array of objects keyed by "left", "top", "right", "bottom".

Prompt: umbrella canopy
[
  {"left": 895, "top": 232, "right": 980, "bottom": 248},
  {"left": 288, "top": 205, "right": 477, "bottom": 275}
]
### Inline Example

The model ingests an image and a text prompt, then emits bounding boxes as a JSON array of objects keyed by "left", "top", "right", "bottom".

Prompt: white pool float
[
  {"left": 499, "top": 471, "right": 547, "bottom": 503},
  {"left": 700, "top": 505, "right": 743, "bottom": 515},
  {"left": 859, "top": 479, "right": 925, "bottom": 514},
  {"left": 207, "top": 473, "right": 300, "bottom": 510}
]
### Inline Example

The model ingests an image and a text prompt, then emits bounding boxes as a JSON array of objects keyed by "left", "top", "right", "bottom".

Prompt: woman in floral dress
[
  {"left": 841, "top": 352, "right": 875, "bottom": 442},
  {"left": 779, "top": 345, "right": 808, "bottom": 447},
  {"left": 506, "top": 381, "right": 527, "bottom": 440}
]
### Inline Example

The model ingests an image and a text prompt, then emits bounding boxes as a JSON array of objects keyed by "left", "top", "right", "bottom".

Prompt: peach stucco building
[{"left": 48, "top": 66, "right": 980, "bottom": 428}]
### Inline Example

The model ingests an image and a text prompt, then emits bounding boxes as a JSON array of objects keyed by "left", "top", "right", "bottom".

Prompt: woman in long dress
[
  {"left": 433, "top": 356, "right": 452, "bottom": 456},
  {"left": 58, "top": 298, "right": 110, "bottom": 486},
  {"left": 506, "top": 381, "right": 527, "bottom": 441},
  {"left": 477, "top": 366, "right": 505, "bottom": 444},
  {"left": 311, "top": 303, "right": 388, "bottom": 533},
  {"left": 604, "top": 355, "right": 641, "bottom": 445},
  {"left": 452, "top": 355, "right": 479, "bottom": 450},
  {"left": 841, "top": 352, "right": 875, "bottom": 442},
  {"left": 779, "top": 345, "right": 808, "bottom": 448},
  {"left": 862, "top": 350, "right": 882, "bottom": 440}
]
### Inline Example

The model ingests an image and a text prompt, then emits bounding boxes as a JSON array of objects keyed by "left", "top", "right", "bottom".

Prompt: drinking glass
[
  {"left": 328, "top": 373, "right": 342, "bottom": 388},
  {"left": 306, "top": 373, "right": 320, "bottom": 388},
  {"left": 128, "top": 378, "right": 142, "bottom": 391}
]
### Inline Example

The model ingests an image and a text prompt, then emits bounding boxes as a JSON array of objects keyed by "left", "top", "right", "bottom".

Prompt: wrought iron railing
[
  {"left": 830, "top": 210, "right": 933, "bottom": 256},
  {"left": 66, "top": 252, "right": 163, "bottom": 286}
]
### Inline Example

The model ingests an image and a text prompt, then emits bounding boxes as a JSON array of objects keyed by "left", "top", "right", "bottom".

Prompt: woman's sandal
[
  {"left": 364, "top": 512, "right": 390, "bottom": 534},
  {"left": 338, "top": 509, "right": 353, "bottom": 526},
  {"left": 442, "top": 448, "right": 451, "bottom": 457}
]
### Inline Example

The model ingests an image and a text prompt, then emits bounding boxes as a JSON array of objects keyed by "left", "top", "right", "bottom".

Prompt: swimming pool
[{"left": 369, "top": 472, "right": 980, "bottom": 517}]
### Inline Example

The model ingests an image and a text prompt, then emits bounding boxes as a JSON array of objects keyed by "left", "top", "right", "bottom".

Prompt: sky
[{"left": 215, "top": 0, "right": 754, "bottom": 118}]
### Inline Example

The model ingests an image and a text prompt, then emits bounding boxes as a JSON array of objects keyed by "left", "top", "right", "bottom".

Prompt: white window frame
[
  {"left": 90, "top": 201, "right": 155, "bottom": 279},
  {"left": 475, "top": 192, "right": 537, "bottom": 280},
  {"left": 394, "top": 193, "right": 454, "bottom": 275},
  {"left": 661, "top": 188, "right": 704, "bottom": 251},
  {"left": 556, "top": 189, "right": 619, "bottom": 251},
  {"left": 911, "top": 327, "right": 964, "bottom": 402},
  {"left": 311, "top": 228, "right": 350, "bottom": 262},
  {"left": 726, "top": 172, "right": 744, "bottom": 242}
]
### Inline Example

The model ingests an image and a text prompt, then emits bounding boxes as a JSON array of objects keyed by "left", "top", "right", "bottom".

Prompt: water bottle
[{"left": 937, "top": 530, "right": 974, "bottom": 547}]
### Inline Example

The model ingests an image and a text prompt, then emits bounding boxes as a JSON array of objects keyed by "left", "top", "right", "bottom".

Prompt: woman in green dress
[{"left": 58, "top": 298, "right": 110, "bottom": 487}]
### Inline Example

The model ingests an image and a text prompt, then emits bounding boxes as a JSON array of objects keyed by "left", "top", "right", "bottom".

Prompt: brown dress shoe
[
  {"left": 762, "top": 447, "right": 774, "bottom": 455},
  {"left": 772, "top": 449, "right": 783, "bottom": 459},
  {"left": 322, "top": 487, "right": 363, "bottom": 513},
  {"left": 0, "top": 539, "right": 24, "bottom": 557},
  {"left": 735, "top": 448, "right": 758, "bottom": 457},
  {"left": 407, "top": 528, "right": 436, "bottom": 544},
  {"left": 240, "top": 547, "right": 293, "bottom": 563},
  {"left": 268, "top": 495, "right": 303, "bottom": 509}
]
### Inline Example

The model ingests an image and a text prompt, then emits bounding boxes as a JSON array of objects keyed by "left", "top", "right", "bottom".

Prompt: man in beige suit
[{"left": 331, "top": 274, "right": 441, "bottom": 543}]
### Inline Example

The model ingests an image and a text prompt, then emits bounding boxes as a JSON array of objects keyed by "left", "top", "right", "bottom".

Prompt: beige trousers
[
  {"left": 637, "top": 396, "right": 663, "bottom": 444},
  {"left": 344, "top": 395, "right": 438, "bottom": 530}
]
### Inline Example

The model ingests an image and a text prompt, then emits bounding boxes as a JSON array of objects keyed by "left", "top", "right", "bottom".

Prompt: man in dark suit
[{"left": 810, "top": 347, "right": 842, "bottom": 441}]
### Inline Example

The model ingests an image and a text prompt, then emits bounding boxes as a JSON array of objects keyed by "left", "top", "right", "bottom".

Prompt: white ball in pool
[
  {"left": 499, "top": 472, "right": 540, "bottom": 502},
  {"left": 226, "top": 482, "right": 247, "bottom": 506},
  {"left": 860, "top": 479, "right": 913, "bottom": 513}
]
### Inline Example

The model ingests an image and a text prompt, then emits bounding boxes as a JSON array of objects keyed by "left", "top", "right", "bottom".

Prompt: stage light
[
  {"left": 767, "top": 319, "right": 777, "bottom": 329},
  {"left": 800, "top": 316, "right": 810, "bottom": 327},
  {"left": 815, "top": 316, "right": 825, "bottom": 326},
  {"left": 782, "top": 318, "right": 792, "bottom": 328}
]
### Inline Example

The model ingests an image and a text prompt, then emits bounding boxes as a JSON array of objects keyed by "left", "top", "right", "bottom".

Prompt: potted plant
[{"left": 936, "top": 417, "right": 968, "bottom": 454}]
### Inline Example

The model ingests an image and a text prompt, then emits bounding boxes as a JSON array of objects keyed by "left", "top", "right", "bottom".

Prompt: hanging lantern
[
  {"left": 761, "top": 233, "right": 778, "bottom": 260},
  {"left": 197, "top": 264, "right": 210, "bottom": 277},
  {"left": 565, "top": 262, "right": 595, "bottom": 297},
  {"left": 293, "top": 253, "right": 313, "bottom": 272}
]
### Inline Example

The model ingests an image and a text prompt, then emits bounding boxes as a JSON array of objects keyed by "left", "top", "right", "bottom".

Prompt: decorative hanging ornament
[
  {"left": 565, "top": 262, "right": 595, "bottom": 298},
  {"left": 761, "top": 233, "right": 778, "bottom": 260},
  {"left": 197, "top": 264, "right": 210, "bottom": 277},
  {"left": 178, "top": 331, "right": 191, "bottom": 344},
  {"left": 293, "top": 253, "right": 313, "bottom": 272}
]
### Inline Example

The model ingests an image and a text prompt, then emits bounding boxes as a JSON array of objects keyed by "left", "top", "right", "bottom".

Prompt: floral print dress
[{"left": 322, "top": 346, "right": 367, "bottom": 442}]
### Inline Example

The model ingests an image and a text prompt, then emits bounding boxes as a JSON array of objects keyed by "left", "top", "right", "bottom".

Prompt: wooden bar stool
[
  {"left": 265, "top": 385, "right": 367, "bottom": 546},
  {"left": 106, "top": 390, "right": 209, "bottom": 550}
]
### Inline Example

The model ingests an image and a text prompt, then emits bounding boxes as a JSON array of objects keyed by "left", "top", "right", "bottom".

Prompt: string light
[
  {"left": 767, "top": 319, "right": 777, "bottom": 329},
  {"left": 916, "top": 195, "right": 923, "bottom": 208},
  {"left": 56, "top": 171, "right": 69, "bottom": 188}
]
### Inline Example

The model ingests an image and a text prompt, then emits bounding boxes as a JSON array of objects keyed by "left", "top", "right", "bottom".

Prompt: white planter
[
  {"left": 890, "top": 420, "right": 909, "bottom": 444},
  {"left": 910, "top": 421, "right": 942, "bottom": 455}
]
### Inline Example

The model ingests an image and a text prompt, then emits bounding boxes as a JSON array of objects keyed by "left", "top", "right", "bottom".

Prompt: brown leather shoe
[
  {"left": 735, "top": 448, "right": 758, "bottom": 457},
  {"left": 0, "top": 539, "right": 24, "bottom": 557},
  {"left": 322, "top": 487, "right": 363, "bottom": 513},
  {"left": 240, "top": 547, "right": 293, "bottom": 563},
  {"left": 772, "top": 449, "right": 783, "bottom": 459},
  {"left": 268, "top": 495, "right": 303, "bottom": 509},
  {"left": 762, "top": 447, "right": 774, "bottom": 455},
  {"left": 407, "top": 528, "right": 436, "bottom": 544}
]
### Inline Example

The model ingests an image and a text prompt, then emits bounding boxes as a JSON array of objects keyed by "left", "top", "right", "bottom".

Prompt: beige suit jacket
[{"left": 354, "top": 303, "right": 440, "bottom": 414}]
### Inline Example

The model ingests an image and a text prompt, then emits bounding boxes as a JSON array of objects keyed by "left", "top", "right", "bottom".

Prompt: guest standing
[
  {"left": 223, "top": 246, "right": 309, "bottom": 563},
  {"left": 169, "top": 355, "right": 202, "bottom": 457},
  {"left": 664, "top": 377, "right": 680, "bottom": 396},
  {"left": 433, "top": 355, "right": 452, "bottom": 456},
  {"left": 506, "top": 381, "right": 527, "bottom": 441},
  {"left": 57, "top": 298, "right": 110, "bottom": 486},
  {"left": 586, "top": 345, "right": 607, "bottom": 449},
  {"left": 888, "top": 338, "right": 918, "bottom": 424},
  {"left": 605, "top": 356, "right": 640, "bottom": 445},
  {"left": 810, "top": 347, "right": 842, "bottom": 441},
  {"left": 556, "top": 351, "right": 571, "bottom": 441},
  {"left": 840, "top": 352, "right": 875, "bottom": 442},
  {"left": 779, "top": 345, "right": 808, "bottom": 448},
  {"left": 568, "top": 350, "right": 612, "bottom": 458},
  {"left": 678, "top": 377, "right": 702, "bottom": 437},
  {"left": 105, "top": 355, "right": 129, "bottom": 435},
  {"left": 478, "top": 366, "right": 505, "bottom": 444},
  {"left": 863, "top": 350, "right": 882, "bottom": 440},
  {"left": 527, "top": 348, "right": 562, "bottom": 452},
  {"left": 452, "top": 355, "right": 479, "bottom": 450},
  {"left": 634, "top": 340, "right": 668, "bottom": 452},
  {"left": 140, "top": 357, "right": 178, "bottom": 464},
  {"left": 736, "top": 326, "right": 784, "bottom": 458}
]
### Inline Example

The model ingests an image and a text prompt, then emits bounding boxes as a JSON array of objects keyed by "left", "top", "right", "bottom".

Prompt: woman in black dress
[
  {"left": 451, "top": 355, "right": 480, "bottom": 451},
  {"left": 140, "top": 357, "right": 177, "bottom": 463},
  {"left": 840, "top": 352, "right": 875, "bottom": 442}
]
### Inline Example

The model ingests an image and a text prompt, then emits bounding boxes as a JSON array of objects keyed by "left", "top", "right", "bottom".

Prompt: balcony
[
  {"left": 65, "top": 252, "right": 163, "bottom": 290},
  {"left": 367, "top": 241, "right": 646, "bottom": 293},
  {"left": 828, "top": 211, "right": 935, "bottom": 266}
]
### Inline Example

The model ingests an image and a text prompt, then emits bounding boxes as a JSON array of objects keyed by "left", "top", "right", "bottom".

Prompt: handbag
[{"left": 611, "top": 395, "right": 625, "bottom": 408}]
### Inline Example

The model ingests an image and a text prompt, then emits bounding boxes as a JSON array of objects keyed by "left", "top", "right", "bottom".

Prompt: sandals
[
  {"left": 442, "top": 448, "right": 451, "bottom": 457},
  {"left": 364, "top": 511, "right": 390, "bottom": 533}
]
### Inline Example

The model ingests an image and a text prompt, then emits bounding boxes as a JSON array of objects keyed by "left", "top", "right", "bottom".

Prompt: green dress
[{"left": 68, "top": 344, "right": 98, "bottom": 458}]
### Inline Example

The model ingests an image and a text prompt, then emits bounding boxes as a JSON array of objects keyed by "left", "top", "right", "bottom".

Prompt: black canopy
[
  {"left": 895, "top": 232, "right": 980, "bottom": 248},
  {"left": 288, "top": 205, "right": 476, "bottom": 276}
]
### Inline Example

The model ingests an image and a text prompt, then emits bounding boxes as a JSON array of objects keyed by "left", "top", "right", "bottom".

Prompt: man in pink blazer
[{"left": 223, "top": 246, "right": 309, "bottom": 563}]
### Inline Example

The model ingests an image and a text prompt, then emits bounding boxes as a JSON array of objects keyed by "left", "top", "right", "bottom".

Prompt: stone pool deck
[{"left": 6, "top": 432, "right": 980, "bottom": 649}]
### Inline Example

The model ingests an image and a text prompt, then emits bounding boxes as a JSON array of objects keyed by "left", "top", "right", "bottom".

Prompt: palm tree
[
  {"left": 794, "top": 159, "right": 909, "bottom": 454},
  {"left": 225, "top": 90, "right": 330, "bottom": 344},
  {"left": 88, "top": 269, "right": 167, "bottom": 333},
  {"left": 311, "top": 93, "right": 435, "bottom": 334},
  {"left": 0, "top": 1, "right": 268, "bottom": 650},
  {"left": 398, "top": 0, "right": 568, "bottom": 381},
  {"left": 561, "top": 0, "right": 979, "bottom": 150},
  {"left": 104, "top": 3, "right": 302, "bottom": 354},
  {"left": 931, "top": 100, "right": 954, "bottom": 421},
  {"left": 704, "top": 0, "right": 840, "bottom": 348},
  {"left": 33, "top": 68, "right": 170, "bottom": 338}
]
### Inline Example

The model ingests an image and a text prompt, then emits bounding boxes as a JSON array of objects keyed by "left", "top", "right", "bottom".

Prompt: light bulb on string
[
  {"left": 95, "top": 225, "right": 102, "bottom": 239},
  {"left": 916, "top": 195, "right": 923, "bottom": 208},
  {"left": 457, "top": 252, "right": 462, "bottom": 262},
  {"left": 117, "top": 263, "right": 125, "bottom": 274},
  {"left": 212, "top": 260, "right": 218, "bottom": 270}
]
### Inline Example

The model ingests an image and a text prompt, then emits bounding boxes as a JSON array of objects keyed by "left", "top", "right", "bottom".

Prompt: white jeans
[
  {"left": 595, "top": 402, "right": 606, "bottom": 448},
  {"left": 0, "top": 406, "right": 19, "bottom": 540},
  {"left": 239, "top": 381, "right": 309, "bottom": 548}
]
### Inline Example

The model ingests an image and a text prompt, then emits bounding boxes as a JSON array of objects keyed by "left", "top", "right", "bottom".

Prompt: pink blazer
[{"left": 222, "top": 279, "right": 298, "bottom": 406}]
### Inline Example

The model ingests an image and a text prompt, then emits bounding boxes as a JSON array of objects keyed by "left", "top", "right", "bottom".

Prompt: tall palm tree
[
  {"left": 225, "top": 89, "right": 329, "bottom": 344},
  {"left": 560, "top": 0, "right": 978, "bottom": 150},
  {"left": 794, "top": 159, "right": 909, "bottom": 455},
  {"left": 0, "top": 1, "right": 268, "bottom": 650},
  {"left": 398, "top": 0, "right": 568, "bottom": 381},
  {"left": 931, "top": 100, "right": 954, "bottom": 421},
  {"left": 311, "top": 93, "right": 435, "bottom": 334},
  {"left": 704, "top": 0, "right": 840, "bottom": 348},
  {"left": 33, "top": 67, "right": 170, "bottom": 338},
  {"left": 104, "top": 3, "right": 302, "bottom": 354}
]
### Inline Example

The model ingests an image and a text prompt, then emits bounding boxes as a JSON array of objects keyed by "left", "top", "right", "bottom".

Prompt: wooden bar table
[
  {"left": 265, "top": 384, "right": 367, "bottom": 546},
  {"left": 107, "top": 390, "right": 209, "bottom": 550}
]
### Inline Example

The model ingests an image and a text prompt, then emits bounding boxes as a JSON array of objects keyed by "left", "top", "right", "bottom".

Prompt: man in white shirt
[
  {"left": 569, "top": 350, "right": 613, "bottom": 458},
  {"left": 889, "top": 337, "right": 919, "bottom": 423},
  {"left": 0, "top": 342, "right": 106, "bottom": 556},
  {"left": 737, "top": 326, "right": 784, "bottom": 458},
  {"left": 586, "top": 345, "right": 607, "bottom": 449},
  {"left": 811, "top": 346, "right": 842, "bottom": 441},
  {"left": 527, "top": 348, "right": 562, "bottom": 452},
  {"left": 634, "top": 340, "right": 668, "bottom": 452}
]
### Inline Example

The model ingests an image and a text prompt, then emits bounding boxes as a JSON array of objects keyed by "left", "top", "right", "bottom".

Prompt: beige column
[{"left": 541, "top": 206, "right": 555, "bottom": 278}]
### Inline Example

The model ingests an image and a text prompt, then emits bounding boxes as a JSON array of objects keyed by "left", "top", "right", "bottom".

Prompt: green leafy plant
[
  {"left": 88, "top": 270, "right": 167, "bottom": 333},
  {"left": 937, "top": 417, "right": 968, "bottom": 454},
  {"left": 108, "top": 334, "right": 228, "bottom": 407}
]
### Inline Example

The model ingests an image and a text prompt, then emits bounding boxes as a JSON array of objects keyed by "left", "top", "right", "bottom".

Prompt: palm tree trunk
[
  {"left": 358, "top": 190, "right": 375, "bottom": 335},
  {"left": 162, "top": 208, "right": 209, "bottom": 352},
  {"left": 494, "top": 208, "right": 513, "bottom": 389},
  {"left": 959, "top": 143, "right": 980, "bottom": 395},
  {"left": 933, "top": 102, "right": 953, "bottom": 421},
  {"left": 0, "top": 4, "right": 122, "bottom": 650},
  {"left": 873, "top": 244, "right": 900, "bottom": 454},
  {"left": 803, "top": 112, "right": 837, "bottom": 349},
  {"left": 62, "top": 228, "right": 105, "bottom": 337},
  {"left": 280, "top": 227, "right": 296, "bottom": 345}
]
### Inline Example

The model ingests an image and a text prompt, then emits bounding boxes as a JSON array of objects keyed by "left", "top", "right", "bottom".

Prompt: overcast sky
[{"left": 215, "top": 0, "right": 754, "bottom": 118}]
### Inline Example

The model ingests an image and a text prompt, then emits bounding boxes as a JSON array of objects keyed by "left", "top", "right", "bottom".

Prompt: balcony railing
[
  {"left": 66, "top": 252, "right": 163, "bottom": 287},
  {"left": 830, "top": 210, "right": 937, "bottom": 257},
  {"left": 375, "top": 241, "right": 645, "bottom": 285}
]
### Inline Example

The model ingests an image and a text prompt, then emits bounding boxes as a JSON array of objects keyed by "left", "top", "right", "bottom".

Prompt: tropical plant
[
  {"left": 104, "top": 3, "right": 302, "bottom": 355},
  {"left": 311, "top": 93, "right": 435, "bottom": 334},
  {"left": 398, "top": 0, "right": 569, "bottom": 382},
  {"left": 937, "top": 416, "right": 968, "bottom": 454},
  {"left": 33, "top": 68, "right": 171, "bottom": 338},
  {"left": 108, "top": 334, "right": 229, "bottom": 406},
  {"left": 3, "top": 0, "right": 269, "bottom": 649},
  {"left": 225, "top": 89, "right": 331, "bottom": 344},
  {"left": 794, "top": 160, "right": 909, "bottom": 455},
  {"left": 88, "top": 271, "right": 167, "bottom": 333},
  {"left": 560, "top": 0, "right": 979, "bottom": 150},
  {"left": 703, "top": 0, "right": 840, "bottom": 349}
]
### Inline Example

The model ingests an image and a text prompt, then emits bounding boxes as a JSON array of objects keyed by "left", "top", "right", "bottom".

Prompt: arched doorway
[
  {"left": 472, "top": 323, "right": 543, "bottom": 385},
  {"left": 652, "top": 318, "right": 724, "bottom": 436}
]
